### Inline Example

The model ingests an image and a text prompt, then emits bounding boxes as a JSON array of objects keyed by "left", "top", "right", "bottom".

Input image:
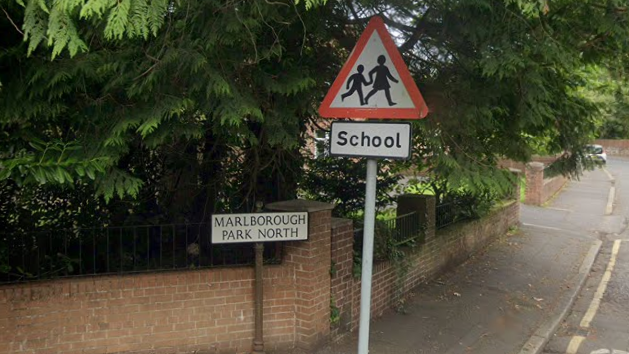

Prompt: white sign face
[
  {"left": 329, "top": 31, "right": 414, "bottom": 110},
  {"left": 329, "top": 122, "right": 412, "bottom": 159},
  {"left": 211, "top": 212, "right": 308, "bottom": 244}
]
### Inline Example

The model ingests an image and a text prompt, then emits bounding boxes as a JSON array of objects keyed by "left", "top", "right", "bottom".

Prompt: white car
[{"left": 585, "top": 144, "right": 607, "bottom": 164}]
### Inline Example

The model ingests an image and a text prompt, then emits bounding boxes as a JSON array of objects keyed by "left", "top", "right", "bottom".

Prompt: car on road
[{"left": 585, "top": 144, "right": 607, "bottom": 164}]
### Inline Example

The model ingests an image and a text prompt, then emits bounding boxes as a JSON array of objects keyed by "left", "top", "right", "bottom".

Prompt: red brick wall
[
  {"left": 329, "top": 219, "right": 354, "bottom": 339},
  {"left": 594, "top": 139, "right": 629, "bottom": 156},
  {"left": 330, "top": 200, "right": 520, "bottom": 337},
  {"left": 524, "top": 162, "right": 568, "bottom": 206},
  {"left": 1, "top": 199, "right": 520, "bottom": 353},
  {"left": 0, "top": 268, "right": 293, "bottom": 354},
  {"left": 541, "top": 175, "right": 568, "bottom": 204},
  {"left": 1, "top": 204, "right": 334, "bottom": 354}
]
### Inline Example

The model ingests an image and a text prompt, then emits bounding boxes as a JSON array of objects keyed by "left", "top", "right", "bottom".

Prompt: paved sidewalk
[{"left": 301, "top": 169, "right": 610, "bottom": 354}]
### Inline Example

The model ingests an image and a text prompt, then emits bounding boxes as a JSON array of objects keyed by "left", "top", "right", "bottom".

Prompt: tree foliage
[
  {"left": 585, "top": 66, "right": 629, "bottom": 139},
  {"left": 2, "top": 0, "right": 629, "bottom": 227},
  {"left": 301, "top": 156, "right": 401, "bottom": 218},
  {"left": 1, "top": 0, "right": 335, "bottom": 225}
]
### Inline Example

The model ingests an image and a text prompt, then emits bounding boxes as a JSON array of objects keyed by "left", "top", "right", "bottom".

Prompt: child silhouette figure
[
  {"left": 365, "top": 55, "right": 399, "bottom": 106},
  {"left": 341, "top": 65, "right": 370, "bottom": 106}
]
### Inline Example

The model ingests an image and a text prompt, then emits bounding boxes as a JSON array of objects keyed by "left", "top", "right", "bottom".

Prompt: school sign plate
[{"left": 211, "top": 212, "right": 309, "bottom": 244}]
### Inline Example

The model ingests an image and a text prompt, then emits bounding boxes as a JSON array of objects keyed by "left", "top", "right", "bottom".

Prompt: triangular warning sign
[{"left": 319, "top": 16, "right": 428, "bottom": 120}]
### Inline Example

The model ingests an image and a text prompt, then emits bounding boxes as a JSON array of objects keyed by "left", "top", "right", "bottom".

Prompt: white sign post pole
[{"left": 357, "top": 158, "right": 378, "bottom": 354}]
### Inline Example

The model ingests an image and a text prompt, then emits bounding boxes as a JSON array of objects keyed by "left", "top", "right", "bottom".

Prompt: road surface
[{"left": 541, "top": 157, "right": 629, "bottom": 354}]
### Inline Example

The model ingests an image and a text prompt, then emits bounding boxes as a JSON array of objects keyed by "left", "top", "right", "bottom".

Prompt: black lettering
[
  {"left": 396, "top": 132, "right": 402, "bottom": 148},
  {"left": 214, "top": 218, "right": 225, "bottom": 227},
  {"left": 297, "top": 215, "right": 306, "bottom": 224},
  {"left": 225, "top": 218, "right": 234, "bottom": 227},
  {"left": 245, "top": 229, "right": 252, "bottom": 239},
  {"left": 234, "top": 217, "right": 242, "bottom": 227},
  {"left": 225, "top": 230, "right": 236, "bottom": 240},
  {"left": 372, "top": 136, "right": 381, "bottom": 147},
  {"left": 290, "top": 227, "right": 299, "bottom": 238},
  {"left": 385, "top": 136, "right": 394, "bottom": 148},
  {"left": 350, "top": 135, "right": 359, "bottom": 146},
  {"left": 266, "top": 216, "right": 272, "bottom": 226},
  {"left": 361, "top": 132, "right": 370, "bottom": 146},
  {"left": 273, "top": 215, "right": 282, "bottom": 225},
  {"left": 337, "top": 131, "right": 348, "bottom": 146}
]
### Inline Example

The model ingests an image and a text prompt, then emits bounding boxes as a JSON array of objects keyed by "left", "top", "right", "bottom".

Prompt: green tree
[
  {"left": 1, "top": 0, "right": 335, "bottom": 223},
  {"left": 2, "top": 0, "right": 629, "bottom": 224}
]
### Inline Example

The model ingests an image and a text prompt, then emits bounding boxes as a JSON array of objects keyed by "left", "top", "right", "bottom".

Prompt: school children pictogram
[
  {"left": 341, "top": 65, "right": 370, "bottom": 105},
  {"left": 365, "top": 55, "right": 399, "bottom": 106},
  {"left": 319, "top": 16, "right": 428, "bottom": 120}
]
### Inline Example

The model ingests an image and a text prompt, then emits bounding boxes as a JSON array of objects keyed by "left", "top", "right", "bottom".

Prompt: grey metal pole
[
  {"left": 357, "top": 158, "right": 378, "bottom": 354},
  {"left": 252, "top": 242, "right": 265, "bottom": 354}
]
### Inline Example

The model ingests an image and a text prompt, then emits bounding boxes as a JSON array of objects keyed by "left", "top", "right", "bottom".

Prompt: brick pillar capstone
[{"left": 266, "top": 200, "right": 335, "bottom": 351}]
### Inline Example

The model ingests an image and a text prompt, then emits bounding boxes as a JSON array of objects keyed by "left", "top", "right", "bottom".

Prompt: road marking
[
  {"left": 580, "top": 240, "right": 622, "bottom": 328},
  {"left": 522, "top": 223, "right": 566, "bottom": 232},
  {"left": 546, "top": 207, "right": 573, "bottom": 212},
  {"left": 605, "top": 186, "right": 615, "bottom": 215},
  {"left": 567, "top": 336, "right": 586, "bottom": 354},
  {"left": 602, "top": 167, "right": 614, "bottom": 182},
  {"left": 564, "top": 241, "right": 622, "bottom": 354}
]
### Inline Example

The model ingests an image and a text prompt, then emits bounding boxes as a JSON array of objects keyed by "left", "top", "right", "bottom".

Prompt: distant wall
[
  {"left": 594, "top": 139, "right": 629, "bottom": 157},
  {"left": 524, "top": 162, "right": 568, "bottom": 206},
  {"left": 498, "top": 155, "right": 563, "bottom": 172},
  {"left": 501, "top": 156, "right": 568, "bottom": 206}
]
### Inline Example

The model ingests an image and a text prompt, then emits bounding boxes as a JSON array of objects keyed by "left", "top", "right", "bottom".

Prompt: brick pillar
[
  {"left": 396, "top": 194, "right": 436, "bottom": 243},
  {"left": 329, "top": 218, "right": 354, "bottom": 338},
  {"left": 525, "top": 162, "right": 544, "bottom": 205},
  {"left": 266, "top": 200, "right": 335, "bottom": 351},
  {"left": 509, "top": 168, "right": 522, "bottom": 201}
]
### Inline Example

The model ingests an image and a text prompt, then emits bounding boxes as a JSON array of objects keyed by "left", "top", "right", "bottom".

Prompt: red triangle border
[{"left": 319, "top": 16, "right": 428, "bottom": 120}]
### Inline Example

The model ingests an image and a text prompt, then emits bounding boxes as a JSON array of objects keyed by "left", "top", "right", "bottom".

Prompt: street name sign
[
  {"left": 211, "top": 212, "right": 308, "bottom": 244},
  {"left": 319, "top": 16, "right": 428, "bottom": 119},
  {"left": 329, "top": 121, "right": 411, "bottom": 159}
]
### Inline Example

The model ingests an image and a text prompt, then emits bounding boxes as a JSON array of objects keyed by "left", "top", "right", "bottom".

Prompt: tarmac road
[{"left": 542, "top": 157, "right": 629, "bottom": 354}]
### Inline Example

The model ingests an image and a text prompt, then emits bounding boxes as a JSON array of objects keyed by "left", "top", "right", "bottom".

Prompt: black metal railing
[
  {"left": 353, "top": 211, "right": 424, "bottom": 258},
  {"left": 0, "top": 223, "right": 282, "bottom": 284},
  {"left": 435, "top": 201, "right": 474, "bottom": 229}
]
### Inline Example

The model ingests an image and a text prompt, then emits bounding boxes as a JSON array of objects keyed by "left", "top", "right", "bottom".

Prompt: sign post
[
  {"left": 318, "top": 16, "right": 429, "bottom": 354},
  {"left": 252, "top": 242, "right": 265, "bottom": 354},
  {"left": 211, "top": 211, "right": 309, "bottom": 354},
  {"left": 358, "top": 158, "right": 378, "bottom": 354}
]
